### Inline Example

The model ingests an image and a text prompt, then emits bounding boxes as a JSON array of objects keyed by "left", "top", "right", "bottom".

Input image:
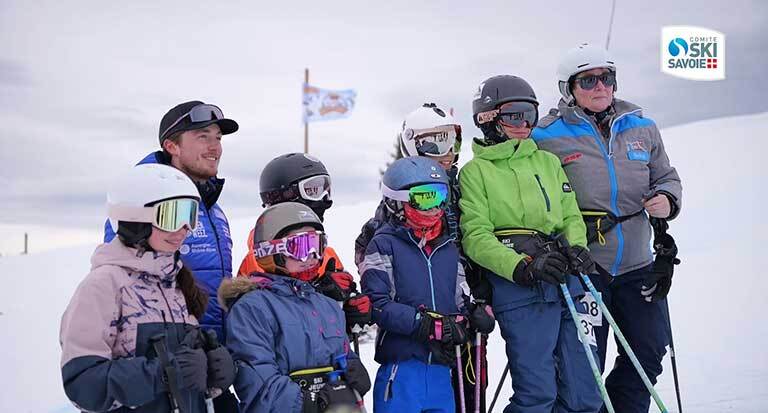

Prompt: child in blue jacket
[{"left": 361, "top": 157, "right": 488, "bottom": 413}]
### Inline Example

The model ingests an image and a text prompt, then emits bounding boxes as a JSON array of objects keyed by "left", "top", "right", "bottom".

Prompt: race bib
[
  {"left": 577, "top": 314, "right": 598, "bottom": 347},
  {"left": 579, "top": 292, "right": 602, "bottom": 327}
]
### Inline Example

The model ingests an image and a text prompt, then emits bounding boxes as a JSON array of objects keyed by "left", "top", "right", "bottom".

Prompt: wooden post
[
  {"left": 23, "top": 232, "right": 28, "bottom": 255},
  {"left": 304, "top": 68, "right": 309, "bottom": 154}
]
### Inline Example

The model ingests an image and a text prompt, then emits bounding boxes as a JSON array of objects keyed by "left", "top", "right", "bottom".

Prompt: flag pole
[{"left": 304, "top": 68, "right": 309, "bottom": 154}]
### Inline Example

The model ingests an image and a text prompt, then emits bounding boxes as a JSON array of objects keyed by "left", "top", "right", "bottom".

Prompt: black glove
[
  {"left": 512, "top": 251, "right": 569, "bottom": 286},
  {"left": 313, "top": 259, "right": 354, "bottom": 302},
  {"left": 343, "top": 294, "right": 372, "bottom": 332},
  {"left": 344, "top": 358, "right": 371, "bottom": 396},
  {"left": 641, "top": 232, "right": 680, "bottom": 303},
  {"left": 413, "top": 309, "right": 469, "bottom": 346},
  {"left": 172, "top": 329, "right": 208, "bottom": 392},
  {"left": 468, "top": 302, "right": 495, "bottom": 334},
  {"left": 201, "top": 330, "right": 236, "bottom": 390},
  {"left": 566, "top": 245, "right": 596, "bottom": 275},
  {"left": 302, "top": 381, "right": 359, "bottom": 413}
]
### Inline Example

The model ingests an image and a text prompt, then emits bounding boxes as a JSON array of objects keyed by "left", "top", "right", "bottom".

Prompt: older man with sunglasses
[
  {"left": 104, "top": 101, "right": 240, "bottom": 412},
  {"left": 533, "top": 44, "right": 682, "bottom": 413}
]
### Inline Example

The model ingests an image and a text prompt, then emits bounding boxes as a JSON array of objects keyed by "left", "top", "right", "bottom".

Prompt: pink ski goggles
[{"left": 254, "top": 230, "right": 327, "bottom": 262}]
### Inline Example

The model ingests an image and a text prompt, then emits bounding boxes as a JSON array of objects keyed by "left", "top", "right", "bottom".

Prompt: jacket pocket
[{"left": 534, "top": 174, "right": 551, "bottom": 212}]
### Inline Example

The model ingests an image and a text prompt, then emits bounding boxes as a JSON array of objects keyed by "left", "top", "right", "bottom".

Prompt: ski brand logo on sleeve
[
  {"left": 562, "top": 183, "right": 573, "bottom": 193},
  {"left": 661, "top": 26, "right": 725, "bottom": 81},
  {"left": 562, "top": 152, "right": 583, "bottom": 164}
]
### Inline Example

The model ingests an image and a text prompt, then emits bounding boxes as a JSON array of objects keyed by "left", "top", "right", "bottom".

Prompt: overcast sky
[{"left": 1, "top": 0, "right": 765, "bottom": 235}]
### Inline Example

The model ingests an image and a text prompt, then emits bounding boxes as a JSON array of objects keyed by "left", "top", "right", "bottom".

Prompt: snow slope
[{"left": 1, "top": 112, "right": 766, "bottom": 412}]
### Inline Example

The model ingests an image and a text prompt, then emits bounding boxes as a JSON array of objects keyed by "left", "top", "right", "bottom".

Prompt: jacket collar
[
  {"left": 471, "top": 136, "right": 538, "bottom": 161},
  {"left": 91, "top": 239, "right": 181, "bottom": 287}
]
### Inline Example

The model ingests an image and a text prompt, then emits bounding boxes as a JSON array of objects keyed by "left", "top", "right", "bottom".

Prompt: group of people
[{"left": 60, "top": 42, "right": 682, "bottom": 413}]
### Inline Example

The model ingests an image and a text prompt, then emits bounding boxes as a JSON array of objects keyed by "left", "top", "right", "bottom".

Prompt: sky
[{"left": 0, "top": 0, "right": 766, "bottom": 254}]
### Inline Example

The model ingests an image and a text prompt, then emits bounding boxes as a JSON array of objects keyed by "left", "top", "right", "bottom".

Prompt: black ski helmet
[
  {"left": 472, "top": 75, "right": 539, "bottom": 142},
  {"left": 259, "top": 153, "right": 333, "bottom": 220}
]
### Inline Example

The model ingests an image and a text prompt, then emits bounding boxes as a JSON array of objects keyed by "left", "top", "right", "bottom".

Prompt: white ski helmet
[
  {"left": 107, "top": 164, "right": 200, "bottom": 245},
  {"left": 399, "top": 103, "right": 461, "bottom": 158},
  {"left": 557, "top": 43, "right": 617, "bottom": 102}
]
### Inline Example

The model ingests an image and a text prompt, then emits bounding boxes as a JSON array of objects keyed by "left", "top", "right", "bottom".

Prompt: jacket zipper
[
  {"left": 158, "top": 282, "right": 179, "bottom": 344},
  {"left": 534, "top": 174, "right": 551, "bottom": 212},
  {"left": 205, "top": 208, "right": 227, "bottom": 275}
]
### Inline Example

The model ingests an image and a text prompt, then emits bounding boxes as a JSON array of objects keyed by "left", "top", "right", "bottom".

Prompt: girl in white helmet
[
  {"left": 532, "top": 43, "right": 683, "bottom": 413},
  {"left": 60, "top": 164, "right": 235, "bottom": 413}
]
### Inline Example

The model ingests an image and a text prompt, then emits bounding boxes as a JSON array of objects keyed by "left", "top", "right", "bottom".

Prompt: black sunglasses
[{"left": 574, "top": 72, "right": 616, "bottom": 91}]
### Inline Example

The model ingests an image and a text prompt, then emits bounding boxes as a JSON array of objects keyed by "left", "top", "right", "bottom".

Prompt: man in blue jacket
[{"left": 104, "top": 100, "right": 239, "bottom": 411}]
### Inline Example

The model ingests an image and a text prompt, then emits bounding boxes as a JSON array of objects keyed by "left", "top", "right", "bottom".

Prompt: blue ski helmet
[{"left": 382, "top": 156, "right": 449, "bottom": 192}]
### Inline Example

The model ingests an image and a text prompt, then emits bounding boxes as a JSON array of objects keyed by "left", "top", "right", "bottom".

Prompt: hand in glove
[
  {"left": 302, "top": 381, "right": 359, "bottom": 413},
  {"left": 565, "top": 245, "right": 596, "bottom": 275},
  {"left": 172, "top": 328, "right": 208, "bottom": 393},
  {"left": 200, "top": 329, "right": 236, "bottom": 391},
  {"left": 468, "top": 302, "right": 495, "bottom": 334},
  {"left": 313, "top": 258, "right": 354, "bottom": 302},
  {"left": 512, "top": 251, "right": 569, "bottom": 286},
  {"left": 413, "top": 308, "right": 469, "bottom": 346},
  {"left": 343, "top": 294, "right": 372, "bottom": 331},
  {"left": 344, "top": 358, "right": 371, "bottom": 396}
]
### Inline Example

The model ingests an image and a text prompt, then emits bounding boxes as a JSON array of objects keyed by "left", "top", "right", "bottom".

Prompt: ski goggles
[
  {"left": 403, "top": 125, "right": 461, "bottom": 157},
  {"left": 382, "top": 183, "right": 449, "bottom": 211},
  {"left": 574, "top": 71, "right": 616, "bottom": 91},
  {"left": 108, "top": 197, "right": 199, "bottom": 232},
  {"left": 260, "top": 174, "right": 332, "bottom": 205},
  {"left": 497, "top": 101, "right": 538, "bottom": 128},
  {"left": 254, "top": 230, "right": 327, "bottom": 262},
  {"left": 160, "top": 104, "right": 226, "bottom": 139}
]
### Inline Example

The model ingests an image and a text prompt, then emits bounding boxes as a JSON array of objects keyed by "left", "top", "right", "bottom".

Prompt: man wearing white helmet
[{"left": 532, "top": 44, "right": 682, "bottom": 413}]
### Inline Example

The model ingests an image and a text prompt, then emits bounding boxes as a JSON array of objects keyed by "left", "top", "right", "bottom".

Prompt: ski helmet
[
  {"left": 556, "top": 43, "right": 617, "bottom": 102},
  {"left": 381, "top": 157, "right": 449, "bottom": 216},
  {"left": 253, "top": 202, "right": 325, "bottom": 275},
  {"left": 399, "top": 103, "right": 461, "bottom": 158},
  {"left": 472, "top": 75, "right": 539, "bottom": 143},
  {"left": 107, "top": 164, "right": 200, "bottom": 249},
  {"left": 259, "top": 153, "right": 333, "bottom": 220}
]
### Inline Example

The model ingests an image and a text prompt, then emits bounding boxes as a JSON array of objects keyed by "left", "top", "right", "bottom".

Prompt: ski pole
[
  {"left": 560, "top": 283, "right": 615, "bottom": 413},
  {"left": 474, "top": 332, "right": 482, "bottom": 413},
  {"left": 150, "top": 334, "right": 183, "bottom": 413},
  {"left": 455, "top": 345, "right": 467, "bottom": 413},
  {"left": 666, "top": 299, "right": 683, "bottom": 413},
  {"left": 488, "top": 364, "right": 509, "bottom": 413},
  {"left": 579, "top": 273, "right": 669, "bottom": 412}
]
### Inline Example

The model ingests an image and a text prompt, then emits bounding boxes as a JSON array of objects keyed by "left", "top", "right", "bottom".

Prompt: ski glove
[
  {"left": 302, "top": 381, "right": 359, "bottom": 413},
  {"left": 566, "top": 245, "right": 596, "bottom": 275},
  {"left": 343, "top": 294, "right": 372, "bottom": 331},
  {"left": 344, "top": 358, "right": 372, "bottom": 396},
  {"left": 413, "top": 308, "right": 469, "bottom": 346},
  {"left": 513, "top": 251, "right": 569, "bottom": 286},
  {"left": 468, "top": 302, "right": 495, "bottom": 334},
  {"left": 172, "top": 329, "right": 208, "bottom": 392},
  {"left": 641, "top": 232, "right": 680, "bottom": 303},
  {"left": 200, "top": 330, "right": 236, "bottom": 390},
  {"left": 314, "top": 259, "right": 354, "bottom": 302}
]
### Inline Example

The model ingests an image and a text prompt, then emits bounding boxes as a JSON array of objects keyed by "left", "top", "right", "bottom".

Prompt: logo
[
  {"left": 627, "top": 140, "right": 647, "bottom": 152},
  {"left": 661, "top": 26, "right": 725, "bottom": 80},
  {"left": 562, "top": 152, "right": 583, "bottom": 164},
  {"left": 179, "top": 244, "right": 190, "bottom": 255},
  {"left": 562, "top": 183, "right": 573, "bottom": 193}
]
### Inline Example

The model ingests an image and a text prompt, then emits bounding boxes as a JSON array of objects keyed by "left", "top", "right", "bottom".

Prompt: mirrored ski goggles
[
  {"left": 574, "top": 71, "right": 616, "bottom": 90},
  {"left": 254, "top": 230, "right": 327, "bottom": 262},
  {"left": 160, "top": 104, "right": 226, "bottom": 139},
  {"left": 403, "top": 125, "right": 461, "bottom": 157},
  {"left": 108, "top": 197, "right": 199, "bottom": 232},
  {"left": 260, "top": 174, "right": 332, "bottom": 205},
  {"left": 497, "top": 101, "right": 538, "bottom": 128},
  {"left": 382, "top": 183, "right": 449, "bottom": 211}
]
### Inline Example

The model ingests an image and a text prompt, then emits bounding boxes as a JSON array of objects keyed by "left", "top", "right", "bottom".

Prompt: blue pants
[
  {"left": 590, "top": 265, "right": 670, "bottom": 413},
  {"left": 373, "top": 358, "right": 455, "bottom": 413},
  {"left": 496, "top": 301, "right": 602, "bottom": 413}
]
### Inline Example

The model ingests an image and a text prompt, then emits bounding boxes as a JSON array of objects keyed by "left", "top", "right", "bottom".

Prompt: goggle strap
[{"left": 381, "top": 184, "right": 411, "bottom": 202}]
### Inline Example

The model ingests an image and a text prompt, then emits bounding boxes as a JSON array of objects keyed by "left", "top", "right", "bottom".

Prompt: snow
[{"left": 1, "top": 112, "right": 766, "bottom": 412}]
